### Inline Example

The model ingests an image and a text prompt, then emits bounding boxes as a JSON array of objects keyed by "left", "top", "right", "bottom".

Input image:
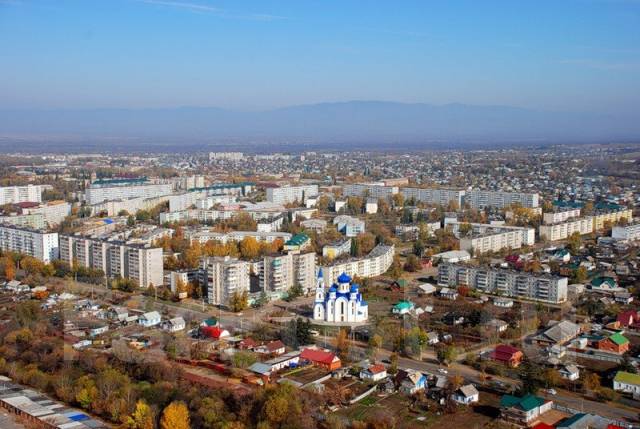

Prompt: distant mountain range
[{"left": 1, "top": 101, "right": 638, "bottom": 148}]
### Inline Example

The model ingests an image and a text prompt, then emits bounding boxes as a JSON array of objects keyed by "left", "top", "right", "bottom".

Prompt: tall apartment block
[
  {"left": 0, "top": 185, "right": 46, "bottom": 205},
  {"left": 259, "top": 251, "right": 316, "bottom": 296},
  {"left": 59, "top": 235, "right": 163, "bottom": 288},
  {"left": 266, "top": 185, "right": 319, "bottom": 205},
  {"left": 438, "top": 263, "right": 568, "bottom": 304},
  {"left": 343, "top": 183, "right": 398, "bottom": 199},
  {"left": 201, "top": 256, "right": 250, "bottom": 307},
  {"left": 85, "top": 179, "right": 174, "bottom": 205},
  {"left": 465, "top": 190, "right": 540, "bottom": 209},
  {"left": 401, "top": 187, "right": 465, "bottom": 207},
  {"left": 0, "top": 225, "right": 59, "bottom": 263}
]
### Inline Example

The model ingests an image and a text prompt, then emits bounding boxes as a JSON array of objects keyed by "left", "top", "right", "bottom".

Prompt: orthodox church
[{"left": 313, "top": 269, "right": 368, "bottom": 323}]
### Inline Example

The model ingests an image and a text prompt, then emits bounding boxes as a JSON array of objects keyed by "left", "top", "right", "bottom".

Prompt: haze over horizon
[{"left": 1, "top": 0, "right": 639, "bottom": 144}]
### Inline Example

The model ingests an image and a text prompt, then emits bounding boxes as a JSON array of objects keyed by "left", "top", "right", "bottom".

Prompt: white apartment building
[
  {"left": 209, "top": 152, "right": 244, "bottom": 161},
  {"left": 539, "top": 217, "right": 594, "bottom": 241},
  {"left": 0, "top": 185, "right": 46, "bottom": 205},
  {"left": 612, "top": 223, "right": 640, "bottom": 242},
  {"left": 201, "top": 256, "right": 250, "bottom": 306},
  {"left": 445, "top": 219, "right": 535, "bottom": 246},
  {"left": 343, "top": 183, "right": 398, "bottom": 199},
  {"left": 542, "top": 208, "right": 582, "bottom": 225},
  {"left": 321, "top": 244, "right": 394, "bottom": 284},
  {"left": 0, "top": 225, "right": 59, "bottom": 262},
  {"left": 0, "top": 213, "right": 46, "bottom": 229},
  {"left": 90, "top": 194, "right": 171, "bottom": 217},
  {"left": 59, "top": 235, "right": 163, "bottom": 288},
  {"left": 85, "top": 182, "right": 174, "bottom": 205},
  {"left": 258, "top": 251, "right": 316, "bottom": 296},
  {"left": 460, "top": 229, "right": 524, "bottom": 254},
  {"left": 438, "top": 264, "right": 568, "bottom": 304},
  {"left": 401, "top": 187, "right": 465, "bottom": 207},
  {"left": 22, "top": 201, "right": 72, "bottom": 226},
  {"left": 465, "top": 190, "right": 540, "bottom": 209},
  {"left": 266, "top": 185, "right": 319, "bottom": 205},
  {"left": 186, "top": 229, "right": 292, "bottom": 245}
]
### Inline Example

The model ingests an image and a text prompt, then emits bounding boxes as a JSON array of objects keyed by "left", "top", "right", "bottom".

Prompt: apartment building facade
[
  {"left": 459, "top": 229, "right": 524, "bottom": 255},
  {"left": 592, "top": 208, "right": 633, "bottom": 230},
  {"left": 266, "top": 185, "right": 319, "bottom": 205},
  {"left": 201, "top": 256, "right": 250, "bottom": 306},
  {"left": 465, "top": 190, "right": 540, "bottom": 209},
  {"left": 539, "top": 217, "right": 594, "bottom": 241},
  {"left": 542, "top": 208, "right": 581, "bottom": 225},
  {"left": 612, "top": 223, "right": 640, "bottom": 242},
  {"left": 85, "top": 182, "right": 174, "bottom": 205},
  {"left": 0, "top": 225, "right": 59, "bottom": 262},
  {"left": 0, "top": 185, "right": 46, "bottom": 205},
  {"left": 23, "top": 201, "right": 72, "bottom": 226},
  {"left": 258, "top": 251, "right": 316, "bottom": 296},
  {"left": 401, "top": 187, "right": 465, "bottom": 207},
  {"left": 438, "top": 264, "right": 568, "bottom": 303},
  {"left": 321, "top": 244, "right": 394, "bottom": 284},
  {"left": 59, "top": 234, "right": 163, "bottom": 288},
  {"left": 445, "top": 220, "right": 535, "bottom": 246},
  {"left": 343, "top": 183, "right": 398, "bottom": 199}
]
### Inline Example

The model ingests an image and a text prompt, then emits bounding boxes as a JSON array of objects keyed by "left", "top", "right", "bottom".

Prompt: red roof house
[
  {"left": 490, "top": 344, "right": 524, "bottom": 367},
  {"left": 201, "top": 326, "right": 230, "bottom": 340},
  {"left": 239, "top": 337, "right": 257, "bottom": 350},
  {"left": 617, "top": 310, "right": 639, "bottom": 329},
  {"left": 299, "top": 348, "right": 341, "bottom": 371}
]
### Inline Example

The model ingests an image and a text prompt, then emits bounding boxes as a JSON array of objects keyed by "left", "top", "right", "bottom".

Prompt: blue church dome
[
  {"left": 337, "top": 272, "right": 352, "bottom": 284},
  {"left": 350, "top": 284, "right": 359, "bottom": 293}
]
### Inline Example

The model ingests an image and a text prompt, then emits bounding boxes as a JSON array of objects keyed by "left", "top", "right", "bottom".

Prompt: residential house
[
  {"left": 201, "top": 326, "right": 230, "bottom": 340},
  {"left": 559, "top": 364, "right": 580, "bottom": 381},
  {"left": 443, "top": 312, "right": 465, "bottom": 326},
  {"left": 533, "top": 320, "right": 581, "bottom": 347},
  {"left": 392, "top": 300, "right": 415, "bottom": 315},
  {"left": 107, "top": 306, "right": 128, "bottom": 322},
  {"left": 613, "top": 371, "right": 640, "bottom": 399},
  {"left": 163, "top": 317, "right": 186, "bottom": 333},
  {"left": 439, "top": 287, "right": 458, "bottom": 300},
  {"left": 453, "top": 384, "right": 479, "bottom": 405},
  {"left": 138, "top": 311, "right": 161, "bottom": 328},
  {"left": 617, "top": 310, "right": 640, "bottom": 330},
  {"left": 397, "top": 369, "right": 428, "bottom": 395},
  {"left": 299, "top": 348, "right": 341, "bottom": 371},
  {"left": 493, "top": 298, "right": 514, "bottom": 308},
  {"left": 255, "top": 340, "right": 286, "bottom": 356},
  {"left": 360, "top": 364, "right": 387, "bottom": 382},
  {"left": 484, "top": 319, "right": 508, "bottom": 333},
  {"left": 596, "top": 332, "right": 629, "bottom": 354},
  {"left": 239, "top": 337, "right": 258, "bottom": 350},
  {"left": 490, "top": 344, "right": 524, "bottom": 367},
  {"left": 500, "top": 394, "right": 553, "bottom": 426}
]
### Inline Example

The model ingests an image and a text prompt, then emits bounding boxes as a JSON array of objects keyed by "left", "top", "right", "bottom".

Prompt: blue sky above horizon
[{"left": 1, "top": 0, "right": 639, "bottom": 114}]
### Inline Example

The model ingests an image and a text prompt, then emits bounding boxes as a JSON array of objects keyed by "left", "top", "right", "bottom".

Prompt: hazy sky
[{"left": 1, "top": 0, "right": 639, "bottom": 113}]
